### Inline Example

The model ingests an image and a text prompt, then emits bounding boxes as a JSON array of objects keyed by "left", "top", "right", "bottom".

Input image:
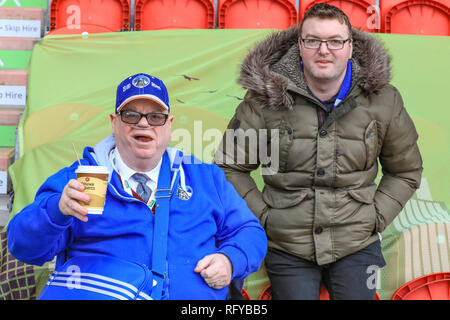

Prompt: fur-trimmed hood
[{"left": 238, "top": 27, "right": 391, "bottom": 110}]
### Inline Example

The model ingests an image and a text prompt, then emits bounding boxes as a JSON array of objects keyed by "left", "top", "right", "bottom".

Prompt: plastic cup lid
[{"left": 75, "top": 165, "right": 109, "bottom": 175}]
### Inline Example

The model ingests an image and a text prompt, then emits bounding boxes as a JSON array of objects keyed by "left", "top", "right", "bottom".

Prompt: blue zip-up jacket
[{"left": 7, "top": 135, "right": 267, "bottom": 300}]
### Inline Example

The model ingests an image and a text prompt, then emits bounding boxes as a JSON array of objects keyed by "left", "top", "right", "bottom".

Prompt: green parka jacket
[{"left": 214, "top": 27, "right": 423, "bottom": 265}]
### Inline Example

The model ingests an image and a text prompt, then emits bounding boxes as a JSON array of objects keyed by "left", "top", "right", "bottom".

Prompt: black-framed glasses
[
  {"left": 117, "top": 110, "right": 169, "bottom": 126},
  {"left": 300, "top": 38, "right": 351, "bottom": 50}
]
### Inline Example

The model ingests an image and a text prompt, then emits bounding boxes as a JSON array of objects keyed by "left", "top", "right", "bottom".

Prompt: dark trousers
[
  {"left": 265, "top": 241, "right": 386, "bottom": 300},
  {"left": 226, "top": 279, "right": 245, "bottom": 300}
]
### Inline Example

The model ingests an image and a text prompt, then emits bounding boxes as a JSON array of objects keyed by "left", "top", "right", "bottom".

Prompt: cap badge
[
  {"left": 132, "top": 75, "right": 150, "bottom": 88},
  {"left": 177, "top": 186, "right": 193, "bottom": 200}
]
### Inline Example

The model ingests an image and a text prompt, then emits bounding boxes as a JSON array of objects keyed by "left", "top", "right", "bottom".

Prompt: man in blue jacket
[{"left": 7, "top": 73, "right": 267, "bottom": 300}]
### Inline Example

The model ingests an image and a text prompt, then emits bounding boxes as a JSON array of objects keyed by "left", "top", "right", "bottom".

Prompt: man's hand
[
  {"left": 194, "top": 253, "right": 233, "bottom": 290},
  {"left": 58, "top": 179, "right": 90, "bottom": 222}
]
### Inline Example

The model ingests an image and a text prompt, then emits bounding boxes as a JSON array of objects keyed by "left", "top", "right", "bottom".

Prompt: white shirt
[{"left": 109, "top": 147, "right": 161, "bottom": 204}]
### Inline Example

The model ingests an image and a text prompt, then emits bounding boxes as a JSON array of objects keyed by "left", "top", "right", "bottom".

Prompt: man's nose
[
  {"left": 136, "top": 115, "right": 150, "bottom": 127},
  {"left": 318, "top": 41, "right": 330, "bottom": 54}
]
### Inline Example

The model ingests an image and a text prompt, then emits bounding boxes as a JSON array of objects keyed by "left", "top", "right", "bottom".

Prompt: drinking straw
[{"left": 72, "top": 143, "right": 82, "bottom": 166}]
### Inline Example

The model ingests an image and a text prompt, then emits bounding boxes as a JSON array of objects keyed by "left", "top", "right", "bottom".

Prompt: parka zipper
[{"left": 287, "top": 78, "right": 363, "bottom": 129}]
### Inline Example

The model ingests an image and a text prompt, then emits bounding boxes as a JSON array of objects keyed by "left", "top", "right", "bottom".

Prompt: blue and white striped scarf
[
  {"left": 301, "top": 59, "right": 352, "bottom": 110},
  {"left": 333, "top": 60, "right": 352, "bottom": 109}
]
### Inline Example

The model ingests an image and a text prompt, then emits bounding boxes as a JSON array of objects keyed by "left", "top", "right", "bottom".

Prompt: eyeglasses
[
  {"left": 300, "top": 38, "right": 351, "bottom": 50},
  {"left": 117, "top": 110, "right": 169, "bottom": 126}
]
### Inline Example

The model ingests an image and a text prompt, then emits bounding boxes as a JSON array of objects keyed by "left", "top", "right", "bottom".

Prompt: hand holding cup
[
  {"left": 59, "top": 179, "right": 90, "bottom": 222},
  {"left": 59, "top": 165, "right": 109, "bottom": 222}
]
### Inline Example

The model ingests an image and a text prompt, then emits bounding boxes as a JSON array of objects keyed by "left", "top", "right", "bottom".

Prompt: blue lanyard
[{"left": 151, "top": 151, "right": 178, "bottom": 300}]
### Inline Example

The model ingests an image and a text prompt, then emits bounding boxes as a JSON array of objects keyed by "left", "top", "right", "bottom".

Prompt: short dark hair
[{"left": 299, "top": 3, "right": 352, "bottom": 38}]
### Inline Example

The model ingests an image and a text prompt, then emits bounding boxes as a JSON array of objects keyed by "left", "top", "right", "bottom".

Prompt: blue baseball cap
[{"left": 115, "top": 73, "right": 170, "bottom": 113}]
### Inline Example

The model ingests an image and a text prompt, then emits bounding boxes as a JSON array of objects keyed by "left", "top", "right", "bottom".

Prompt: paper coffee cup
[{"left": 75, "top": 165, "right": 109, "bottom": 214}]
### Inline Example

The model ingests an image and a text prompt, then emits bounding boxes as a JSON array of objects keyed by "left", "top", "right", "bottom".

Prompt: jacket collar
[
  {"left": 238, "top": 27, "right": 391, "bottom": 110},
  {"left": 81, "top": 135, "right": 190, "bottom": 195}
]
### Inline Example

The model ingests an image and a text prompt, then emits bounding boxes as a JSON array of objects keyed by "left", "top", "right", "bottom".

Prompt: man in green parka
[{"left": 214, "top": 3, "right": 423, "bottom": 299}]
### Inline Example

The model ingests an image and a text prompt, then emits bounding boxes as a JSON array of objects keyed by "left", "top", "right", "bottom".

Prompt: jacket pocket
[
  {"left": 347, "top": 184, "right": 378, "bottom": 204},
  {"left": 39, "top": 255, "right": 153, "bottom": 300},
  {"left": 265, "top": 120, "right": 293, "bottom": 173},
  {"left": 364, "top": 120, "right": 378, "bottom": 170},
  {"left": 262, "top": 184, "right": 308, "bottom": 209},
  {"left": 347, "top": 184, "right": 378, "bottom": 234}
]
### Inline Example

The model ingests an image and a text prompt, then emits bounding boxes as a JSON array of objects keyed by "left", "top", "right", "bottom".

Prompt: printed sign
[
  {"left": 0, "top": 171, "right": 8, "bottom": 194},
  {"left": 0, "top": 85, "right": 26, "bottom": 106},
  {"left": 0, "top": 19, "right": 41, "bottom": 38}
]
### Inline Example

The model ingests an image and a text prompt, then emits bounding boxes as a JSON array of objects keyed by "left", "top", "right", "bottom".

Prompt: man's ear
[{"left": 110, "top": 113, "right": 117, "bottom": 133}]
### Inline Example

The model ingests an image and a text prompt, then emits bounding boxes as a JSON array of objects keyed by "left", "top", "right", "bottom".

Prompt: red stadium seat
[
  {"left": 218, "top": 0, "right": 297, "bottom": 29},
  {"left": 134, "top": 0, "right": 215, "bottom": 30},
  {"left": 300, "top": 0, "right": 379, "bottom": 32},
  {"left": 48, "top": 0, "right": 130, "bottom": 34},
  {"left": 47, "top": 24, "right": 116, "bottom": 35},
  {"left": 381, "top": 0, "right": 449, "bottom": 36},
  {"left": 392, "top": 272, "right": 450, "bottom": 300},
  {"left": 241, "top": 288, "right": 251, "bottom": 300}
]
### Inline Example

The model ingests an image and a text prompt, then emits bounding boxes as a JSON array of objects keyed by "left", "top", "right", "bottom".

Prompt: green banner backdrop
[{"left": 5, "top": 29, "right": 450, "bottom": 300}]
